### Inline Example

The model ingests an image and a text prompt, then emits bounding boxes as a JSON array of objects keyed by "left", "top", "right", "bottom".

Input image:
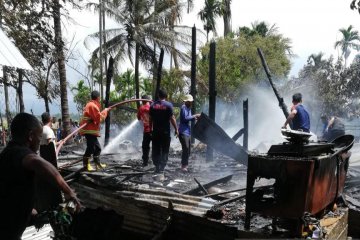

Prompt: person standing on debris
[
  {"left": 150, "top": 89, "right": 178, "bottom": 180},
  {"left": 0, "top": 112, "right": 81, "bottom": 240},
  {"left": 137, "top": 95, "right": 152, "bottom": 167},
  {"left": 80, "top": 90, "right": 109, "bottom": 171},
  {"left": 321, "top": 114, "right": 345, "bottom": 142},
  {"left": 178, "top": 94, "right": 200, "bottom": 172},
  {"left": 282, "top": 93, "right": 310, "bottom": 132}
]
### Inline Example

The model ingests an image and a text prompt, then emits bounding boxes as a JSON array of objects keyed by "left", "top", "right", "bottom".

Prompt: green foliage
[
  {"left": 197, "top": 33, "right": 291, "bottom": 102},
  {"left": 71, "top": 80, "right": 91, "bottom": 114},
  {"left": 111, "top": 69, "right": 153, "bottom": 102},
  {"left": 109, "top": 69, "right": 153, "bottom": 125},
  {"left": 161, "top": 69, "right": 187, "bottom": 103}
]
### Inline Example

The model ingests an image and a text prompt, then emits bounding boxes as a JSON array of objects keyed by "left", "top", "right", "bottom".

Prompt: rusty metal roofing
[
  {"left": 0, "top": 28, "right": 33, "bottom": 71},
  {"left": 21, "top": 224, "right": 52, "bottom": 240}
]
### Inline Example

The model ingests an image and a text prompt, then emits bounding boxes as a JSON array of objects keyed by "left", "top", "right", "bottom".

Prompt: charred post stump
[
  {"left": 207, "top": 41, "right": 216, "bottom": 162},
  {"left": 190, "top": 25, "right": 197, "bottom": 144},
  {"left": 154, "top": 48, "right": 164, "bottom": 100},
  {"left": 243, "top": 99, "right": 248, "bottom": 151},
  {"left": 104, "top": 56, "right": 114, "bottom": 146}
]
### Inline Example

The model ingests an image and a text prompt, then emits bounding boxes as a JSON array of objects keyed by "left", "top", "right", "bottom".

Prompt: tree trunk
[
  {"left": 17, "top": 69, "right": 25, "bottom": 113},
  {"left": 3, "top": 66, "right": 11, "bottom": 124},
  {"left": 223, "top": 0, "right": 231, "bottom": 37},
  {"left": 53, "top": 0, "right": 71, "bottom": 139},
  {"left": 135, "top": 42, "right": 140, "bottom": 108},
  {"left": 44, "top": 96, "right": 50, "bottom": 113}
]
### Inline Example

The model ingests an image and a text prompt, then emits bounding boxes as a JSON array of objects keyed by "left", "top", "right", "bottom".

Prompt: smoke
[{"left": 200, "top": 86, "right": 289, "bottom": 153}]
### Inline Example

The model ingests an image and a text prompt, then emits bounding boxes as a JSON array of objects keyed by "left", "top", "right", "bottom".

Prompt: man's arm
[
  {"left": 170, "top": 115, "right": 178, "bottom": 137},
  {"left": 283, "top": 109, "right": 297, "bottom": 128},
  {"left": 326, "top": 117, "right": 335, "bottom": 131},
  {"left": 22, "top": 154, "right": 81, "bottom": 211}
]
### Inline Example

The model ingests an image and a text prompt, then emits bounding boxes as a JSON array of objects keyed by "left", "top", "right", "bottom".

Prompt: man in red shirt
[{"left": 137, "top": 95, "right": 152, "bottom": 166}]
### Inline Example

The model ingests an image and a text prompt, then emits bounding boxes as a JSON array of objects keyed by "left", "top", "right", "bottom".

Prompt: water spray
[{"left": 56, "top": 98, "right": 152, "bottom": 155}]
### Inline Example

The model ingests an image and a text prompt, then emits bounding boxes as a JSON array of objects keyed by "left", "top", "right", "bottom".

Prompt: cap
[{"left": 183, "top": 94, "right": 194, "bottom": 102}]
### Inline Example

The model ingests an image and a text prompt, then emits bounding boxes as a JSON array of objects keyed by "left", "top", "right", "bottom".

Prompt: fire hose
[{"left": 56, "top": 99, "right": 152, "bottom": 156}]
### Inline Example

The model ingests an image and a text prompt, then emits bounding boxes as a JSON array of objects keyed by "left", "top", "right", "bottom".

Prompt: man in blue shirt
[
  {"left": 178, "top": 94, "right": 200, "bottom": 172},
  {"left": 282, "top": 93, "right": 310, "bottom": 132},
  {"left": 149, "top": 89, "right": 178, "bottom": 180}
]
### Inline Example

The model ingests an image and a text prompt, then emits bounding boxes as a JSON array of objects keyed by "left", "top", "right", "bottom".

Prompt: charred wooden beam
[
  {"left": 194, "top": 178, "right": 208, "bottom": 195},
  {"left": 193, "top": 113, "right": 248, "bottom": 165},
  {"left": 183, "top": 174, "right": 232, "bottom": 196},
  {"left": 215, "top": 194, "right": 246, "bottom": 207},
  {"left": 104, "top": 56, "right": 114, "bottom": 146},
  {"left": 207, "top": 41, "right": 216, "bottom": 162},
  {"left": 257, "top": 48, "right": 289, "bottom": 119},
  {"left": 243, "top": 99, "right": 249, "bottom": 151},
  {"left": 203, "top": 184, "right": 271, "bottom": 198},
  {"left": 190, "top": 25, "right": 197, "bottom": 144}
]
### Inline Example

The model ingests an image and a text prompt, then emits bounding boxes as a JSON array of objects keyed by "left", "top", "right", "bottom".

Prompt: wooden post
[
  {"left": 104, "top": 57, "right": 114, "bottom": 147},
  {"left": 190, "top": 25, "right": 197, "bottom": 144},
  {"left": 17, "top": 69, "right": 25, "bottom": 112},
  {"left": 243, "top": 99, "right": 248, "bottom": 151},
  {"left": 206, "top": 41, "right": 216, "bottom": 162}
]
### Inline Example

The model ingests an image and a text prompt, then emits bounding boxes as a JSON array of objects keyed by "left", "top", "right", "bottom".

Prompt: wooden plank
[{"left": 182, "top": 174, "right": 233, "bottom": 195}]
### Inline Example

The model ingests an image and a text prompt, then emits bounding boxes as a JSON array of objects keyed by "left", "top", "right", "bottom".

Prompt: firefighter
[{"left": 80, "top": 90, "right": 109, "bottom": 171}]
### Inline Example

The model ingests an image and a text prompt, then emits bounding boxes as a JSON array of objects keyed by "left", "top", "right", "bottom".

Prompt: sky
[{"left": 6, "top": 0, "right": 360, "bottom": 115}]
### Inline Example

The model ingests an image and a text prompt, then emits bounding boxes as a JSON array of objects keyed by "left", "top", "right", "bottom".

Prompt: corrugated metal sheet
[
  {"left": 21, "top": 224, "right": 52, "bottom": 240},
  {"left": 0, "top": 28, "right": 33, "bottom": 70},
  {"left": 72, "top": 181, "right": 240, "bottom": 240},
  {"left": 72, "top": 181, "right": 217, "bottom": 238}
]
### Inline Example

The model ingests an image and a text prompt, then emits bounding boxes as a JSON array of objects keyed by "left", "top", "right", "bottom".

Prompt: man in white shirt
[{"left": 35, "top": 112, "right": 63, "bottom": 212}]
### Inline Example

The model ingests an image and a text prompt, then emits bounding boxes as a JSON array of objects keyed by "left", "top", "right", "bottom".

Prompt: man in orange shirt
[
  {"left": 137, "top": 95, "right": 152, "bottom": 167},
  {"left": 80, "top": 91, "right": 109, "bottom": 171}
]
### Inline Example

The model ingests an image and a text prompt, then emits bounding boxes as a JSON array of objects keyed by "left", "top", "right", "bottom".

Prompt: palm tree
[
  {"left": 307, "top": 52, "right": 325, "bottom": 68},
  {"left": 222, "top": 0, "right": 232, "bottom": 37},
  {"left": 198, "top": 0, "right": 223, "bottom": 42},
  {"left": 52, "top": 0, "right": 71, "bottom": 137},
  {"left": 88, "top": 0, "right": 192, "bottom": 107},
  {"left": 334, "top": 25, "right": 360, "bottom": 67}
]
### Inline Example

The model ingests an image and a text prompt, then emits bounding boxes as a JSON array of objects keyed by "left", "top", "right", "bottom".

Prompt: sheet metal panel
[
  {"left": 0, "top": 28, "right": 33, "bottom": 70},
  {"left": 21, "top": 224, "right": 52, "bottom": 240}
]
